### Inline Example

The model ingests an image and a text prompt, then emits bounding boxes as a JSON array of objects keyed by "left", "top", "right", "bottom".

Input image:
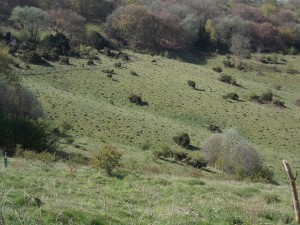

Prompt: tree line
[{"left": 1, "top": 0, "right": 300, "bottom": 54}]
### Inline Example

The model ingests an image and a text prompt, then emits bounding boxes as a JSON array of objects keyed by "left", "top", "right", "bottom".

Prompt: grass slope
[{"left": 2, "top": 50, "right": 299, "bottom": 224}]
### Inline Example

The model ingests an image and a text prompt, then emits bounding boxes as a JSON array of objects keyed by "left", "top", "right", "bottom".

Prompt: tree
[
  {"left": 205, "top": 19, "right": 217, "bottom": 46},
  {"left": 10, "top": 6, "right": 47, "bottom": 40},
  {"left": 230, "top": 34, "right": 251, "bottom": 57},
  {"left": 47, "top": 8, "right": 86, "bottom": 44}
]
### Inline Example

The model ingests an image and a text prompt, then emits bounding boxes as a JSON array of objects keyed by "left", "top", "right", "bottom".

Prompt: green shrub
[
  {"left": 114, "top": 62, "right": 122, "bottom": 68},
  {"left": 129, "top": 94, "right": 143, "bottom": 105},
  {"left": 222, "top": 57, "right": 235, "bottom": 68},
  {"left": 130, "top": 70, "right": 138, "bottom": 76},
  {"left": 295, "top": 99, "right": 300, "bottom": 107},
  {"left": 87, "top": 60, "right": 95, "bottom": 66},
  {"left": 223, "top": 92, "right": 239, "bottom": 100},
  {"left": 42, "top": 33, "right": 70, "bottom": 55},
  {"left": 0, "top": 116, "right": 47, "bottom": 156},
  {"left": 21, "top": 51, "right": 45, "bottom": 64},
  {"left": 91, "top": 144, "right": 122, "bottom": 175},
  {"left": 88, "top": 31, "right": 109, "bottom": 50},
  {"left": 212, "top": 67, "right": 222, "bottom": 73},
  {"left": 259, "top": 91, "right": 273, "bottom": 102},
  {"left": 187, "top": 80, "right": 196, "bottom": 89},
  {"left": 173, "top": 133, "right": 190, "bottom": 148},
  {"left": 218, "top": 74, "right": 237, "bottom": 85}
]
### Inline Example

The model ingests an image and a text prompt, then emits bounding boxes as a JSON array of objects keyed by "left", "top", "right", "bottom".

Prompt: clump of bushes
[
  {"left": 212, "top": 67, "right": 222, "bottom": 73},
  {"left": 249, "top": 91, "right": 274, "bottom": 104},
  {"left": 42, "top": 33, "right": 70, "bottom": 56},
  {"left": 114, "top": 62, "right": 122, "bottom": 68},
  {"left": 187, "top": 80, "right": 196, "bottom": 89},
  {"left": 259, "top": 91, "right": 273, "bottom": 102},
  {"left": 153, "top": 146, "right": 206, "bottom": 169},
  {"left": 202, "top": 128, "right": 274, "bottom": 183},
  {"left": 129, "top": 94, "right": 143, "bottom": 105},
  {"left": 218, "top": 74, "right": 237, "bottom": 85},
  {"left": 223, "top": 92, "right": 239, "bottom": 100},
  {"left": 91, "top": 144, "right": 122, "bottom": 176},
  {"left": 173, "top": 133, "right": 190, "bottom": 148}
]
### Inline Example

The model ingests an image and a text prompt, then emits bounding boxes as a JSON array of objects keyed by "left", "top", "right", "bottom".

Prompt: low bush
[
  {"left": 59, "top": 56, "right": 70, "bottom": 65},
  {"left": 222, "top": 57, "right": 235, "bottom": 68},
  {"left": 114, "top": 62, "right": 122, "bottom": 68},
  {"left": 187, "top": 80, "right": 196, "bottom": 89},
  {"left": 218, "top": 74, "right": 237, "bottom": 85},
  {"left": 91, "top": 144, "right": 122, "bottom": 176},
  {"left": 295, "top": 99, "right": 300, "bottom": 107},
  {"left": 130, "top": 70, "right": 138, "bottom": 76},
  {"left": 202, "top": 128, "right": 274, "bottom": 183},
  {"left": 42, "top": 33, "right": 70, "bottom": 55},
  {"left": 223, "top": 92, "right": 239, "bottom": 100},
  {"left": 21, "top": 51, "right": 45, "bottom": 64},
  {"left": 212, "top": 67, "right": 222, "bottom": 73},
  {"left": 272, "top": 99, "right": 285, "bottom": 108},
  {"left": 87, "top": 60, "right": 95, "bottom": 66},
  {"left": 173, "top": 133, "right": 190, "bottom": 148},
  {"left": 88, "top": 31, "right": 109, "bottom": 50},
  {"left": 129, "top": 94, "right": 143, "bottom": 105},
  {"left": 259, "top": 91, "right": 273, "bottom": 102}
]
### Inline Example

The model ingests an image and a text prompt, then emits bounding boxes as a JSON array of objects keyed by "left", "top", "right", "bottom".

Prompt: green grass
[
  {"left": 5, "top": 50, "right": 300, "bottom": 224},
  {"left": 0, "top": 157, "right": 297, "bottom": 224}
]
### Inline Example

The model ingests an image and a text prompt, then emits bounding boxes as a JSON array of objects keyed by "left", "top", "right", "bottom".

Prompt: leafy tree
[
  {"left": 10, "top": 6, "right": 47, "bottom": 40},
  {"left": 205, "top": 19, "right": 217, "bottom": 46},
  {"left": 47, "top": 8, "right": 86, "bottom": 44},
  {"left": 230, "top": 34, "right": 250, "bottom": 57}
]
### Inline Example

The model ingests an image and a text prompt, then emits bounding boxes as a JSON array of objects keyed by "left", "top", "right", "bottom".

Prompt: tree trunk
[{"left": 283, "top": 160, "right": 300, "bottom": 223}]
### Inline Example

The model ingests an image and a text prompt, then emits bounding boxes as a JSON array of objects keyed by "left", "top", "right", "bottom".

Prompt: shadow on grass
[{"left": 172, "top": 50, "right": 215, "bottom": 66}]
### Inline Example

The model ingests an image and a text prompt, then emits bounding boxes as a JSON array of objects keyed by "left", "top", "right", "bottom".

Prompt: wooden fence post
[{"left": 283, "top": 160, "right": 300, "bottom": 223}]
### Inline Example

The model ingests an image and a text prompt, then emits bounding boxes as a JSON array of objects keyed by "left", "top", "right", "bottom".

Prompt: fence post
[{"left": 283, "top": 160, "right": 300, "bottom": 223}]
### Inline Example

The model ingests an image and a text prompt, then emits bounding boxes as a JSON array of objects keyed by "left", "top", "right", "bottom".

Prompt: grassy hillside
[
  {"left": 20, "top": 51, "right": 300, "bottom": 181},
  {"left": 1, "top": 50, "right": 299, "bottom": 224}
]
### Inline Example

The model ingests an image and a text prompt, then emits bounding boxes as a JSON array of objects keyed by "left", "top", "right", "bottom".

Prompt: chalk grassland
[
  {"left": 21, "top": 52, "right": 300, "bottom": 182},
  {"left": 0, "top": 157, "right": 297, "bottom": 224},
  {"left": 1, "top": 51, "right": 298, "bottom": 224}
]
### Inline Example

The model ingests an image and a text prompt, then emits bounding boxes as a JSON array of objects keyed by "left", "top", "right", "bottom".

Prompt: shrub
[
  {"left": 223, "top": 92, "right": 239, "bottom": 100},
  {"left": 212, "top": 67, "right": 222, "bottom": 73},
  {"left": 153, "top": 146, "right": 173, "bottom": 159},
  {"left": 87, "top": 60, "right": 95, "bottom": 66},
  {"left": 130, "top": 70, "right": 138, "bottom": 76},
  {"left": 103, "top": 47, "right": 111, "bottom": 56},
  {"left": 88, "top": 31, "right": 109, "bottom": 50},
  {"left": 91, "top": 144, "right": 122, "bottom": 176},
  {"left": 259, "top": 91, "right": 273, "bottom": 102},
  {"left": 187, "top": 80, "right": 196, "bottom": 89},
  {"left": 42, "top": 33, "right": 70, "bottom": 55},
  {"left": 218, "top": 74, "right": 237, "bottom": 85},
  {"left": 114, "top": 62, "right": 122, "bottom": 68},
  {"left": 222, "top": 57, "right": 235, "bottom": 68},
  {"left": 21, "top": 51, "right": 45, "bottom": 64},
  {"left": 173, "top": 133, "right": 190, "bottom": 148},
  {"left": 59, "top": 56, "right": 70, "bottom": 65},
  {"left": 129, "top": 94, "right": 143, "bottom": 105},
  {"left": 202, "top": 128, "right": 273, "bottom": 182},
  {"left": 295, "top": 99, "right": 300, "bottom": 107},
  {"left": 272, "top": 99, "right": 285, "bottom": 108}
]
